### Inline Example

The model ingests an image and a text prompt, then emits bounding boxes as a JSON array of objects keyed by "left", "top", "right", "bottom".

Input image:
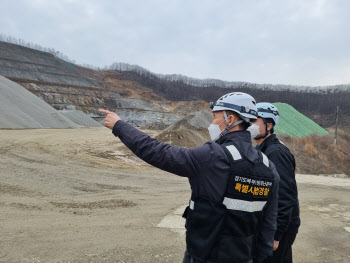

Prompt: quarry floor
[{"left": 0, "top": 128, "right": 349, "bottom": 263}]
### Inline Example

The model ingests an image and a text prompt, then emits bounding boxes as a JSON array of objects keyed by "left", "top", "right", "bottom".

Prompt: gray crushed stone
[
  {"left": 0, "top": 75, "right": 80, "bottom": 129},
  {"left": 59, "top": 110, "right": 103, "bottom": 127}
]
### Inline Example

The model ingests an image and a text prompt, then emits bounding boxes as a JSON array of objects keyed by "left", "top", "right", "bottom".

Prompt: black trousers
[
  {"left": 182, "top": 251, "right": 253, "bottom": 263},
  {"left": 182, "top": 251, "right": 214, "bottom": 263},
  {"left": 265, "top": 233, "right": 297, "bottom": 263},
  {"left": 182, "top": 252, "right": 202, "bottom": 263}
]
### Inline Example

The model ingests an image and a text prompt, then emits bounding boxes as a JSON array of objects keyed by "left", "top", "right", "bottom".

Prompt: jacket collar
[
  {"left": 216, "top": 130, "right": 252, "bottom": 145},
  {"left": 216, "top": 130, "right": 259, "bottom": 163},
  {"left": 258, "top": 134, "right": 277, "bottom": 151}
]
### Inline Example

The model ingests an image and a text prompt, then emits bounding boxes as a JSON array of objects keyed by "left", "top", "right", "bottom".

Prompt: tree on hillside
[{"left": 0, "top": 34, "right": 76, "bottom": 64}]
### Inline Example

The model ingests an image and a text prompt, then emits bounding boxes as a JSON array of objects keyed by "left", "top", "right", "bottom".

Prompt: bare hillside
[
  {"left": 1, "top": 40, "right": 349, "bottom": 129},
  {"left": 0, "top": 42, "right": 209, "bottom": 127}
]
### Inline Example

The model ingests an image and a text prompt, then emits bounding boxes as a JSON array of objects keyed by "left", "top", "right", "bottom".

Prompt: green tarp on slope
[{"left": 272, "top": 103, "right": 329, "bottom": 138}]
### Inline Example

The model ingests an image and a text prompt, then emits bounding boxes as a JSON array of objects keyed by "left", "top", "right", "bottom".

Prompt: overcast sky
[{"left": 1, "top": 0, "right": 350, "bottom": 86}]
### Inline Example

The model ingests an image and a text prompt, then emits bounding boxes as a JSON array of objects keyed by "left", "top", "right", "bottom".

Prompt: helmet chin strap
[
  {"left": 255, "top": 118, "right": 274, "bottom": 140},
  {"left": 220, "top": 111, "right": 243, "bottom": 137}
]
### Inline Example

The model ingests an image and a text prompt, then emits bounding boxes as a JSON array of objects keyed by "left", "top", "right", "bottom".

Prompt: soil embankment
[{"left": 156, "top": 110, "right": 212, "bottom": 147}]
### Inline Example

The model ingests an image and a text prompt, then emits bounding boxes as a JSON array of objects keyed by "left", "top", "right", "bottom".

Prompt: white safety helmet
[
  {"left": 256, "top": 102, "right": 279, "bottom": 124},
  {"left": 210, "top": 92, "right": 258, "bottom": 122}
]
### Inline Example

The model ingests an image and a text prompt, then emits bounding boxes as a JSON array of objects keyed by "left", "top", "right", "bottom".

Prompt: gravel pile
[
  {"left": 59, "top": 110, "right": 103, "bottom": 127},
  {"left": 0, "top": 76, "right": 79, "bottom": 128},
  {"left": 156, "top": 110, "right": 212, "bottom": 148}
]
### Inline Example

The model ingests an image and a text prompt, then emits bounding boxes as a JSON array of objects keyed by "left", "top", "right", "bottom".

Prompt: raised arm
[{"left": 99, "top": 109, "right": 210, "bottom": 177}]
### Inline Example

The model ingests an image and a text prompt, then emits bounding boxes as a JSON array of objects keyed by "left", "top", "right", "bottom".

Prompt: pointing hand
[{"left": 99, "top": 109, "right": 121, "bottom": 130}]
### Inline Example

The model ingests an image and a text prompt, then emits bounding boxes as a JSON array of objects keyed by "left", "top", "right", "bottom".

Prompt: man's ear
[
  {"left": 228, "top": 114, "right": 237, "bottom": 126},
  {"left": 266, "top": 122, "right": 274, "bottom": 132}
]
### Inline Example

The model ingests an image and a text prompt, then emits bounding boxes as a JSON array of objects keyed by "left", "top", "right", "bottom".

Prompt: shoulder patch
[
  {"left": 278, "top": 140, "right": 286, "bottom": 146},
  {"left": 261, "top": 152, "right": 270, "bottom": 168},
  {"left": 226, "top": 145, "right": 242, "bottom": 160}
]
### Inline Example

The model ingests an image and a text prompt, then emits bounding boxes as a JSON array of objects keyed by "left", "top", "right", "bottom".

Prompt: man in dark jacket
[
  {"left": 99, "top": 92, "right": 280, "bottom": 263},
  {"left": 247, "top": 103, "right": 300, "bottom": 263}
]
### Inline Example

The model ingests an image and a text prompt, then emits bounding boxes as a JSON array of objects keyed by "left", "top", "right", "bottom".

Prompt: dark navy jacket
[
  {"left": 258, "top": 134, "right": 300, "bottom": 241},
  {"left": 112, "top": 120, "right": 280, "bottom": 262}
]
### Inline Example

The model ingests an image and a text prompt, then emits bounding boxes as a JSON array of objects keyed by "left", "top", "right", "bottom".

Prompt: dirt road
[{"left": 0, "top": 128, "right": 349, "bottom": 262}]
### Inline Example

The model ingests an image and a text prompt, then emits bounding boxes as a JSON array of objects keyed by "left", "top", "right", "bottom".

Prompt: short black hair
[{"left": 226, "top": 110, "right": 250, "bottom": 130}]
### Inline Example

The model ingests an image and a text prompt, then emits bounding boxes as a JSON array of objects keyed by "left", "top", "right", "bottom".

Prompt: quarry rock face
[
  {"left": 0, "top": 41, "right": 194, "bottom": 127},
  {"left": 117, "top": 109, "right": 179, "bottom": 127},
  {"left": 18, "top": 80, "right": 182, "bottom": 127}
]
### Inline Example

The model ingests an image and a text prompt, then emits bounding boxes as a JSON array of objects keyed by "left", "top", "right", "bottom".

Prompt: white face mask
[
  {"left": 208, "top": 119, "right": 225, "bottom": 141},
  {"left": 247, "top": 124, "right": 261, "bottom": 139}
]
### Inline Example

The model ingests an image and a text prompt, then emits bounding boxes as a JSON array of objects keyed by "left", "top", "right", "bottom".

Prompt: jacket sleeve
[
  {"left": 268, "top": 149, "right": 298, "bottom": 241},
  {"left": 255, "top": 162, "right": 279, "bottom": 263},
  {"left": 111, "top": 120, "right": 212, "bottom": 177}
]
